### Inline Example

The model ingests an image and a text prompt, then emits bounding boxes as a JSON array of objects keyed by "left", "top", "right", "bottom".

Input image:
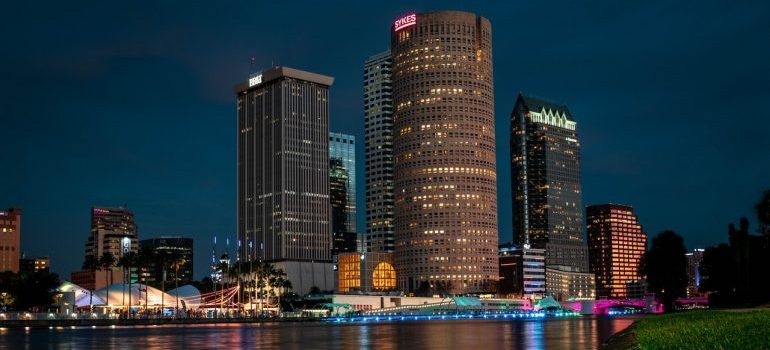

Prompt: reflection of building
[
  {"left": 337, "top": 252, "right": 396, "bottom": 293},
  {"left": 329, "top": 132, "right": 356, "bottom": 235},
  {"left": 72, "top": 206, "right": 138, "bottom": 290},
  {"left": 19, "top": 255, "right": 49, "bottom": 275},
  {"left": 586, "top": 204, "right": 647, "bottom": 299},
  {"left": 0, "top": 208, "right": 21, "bottom": 273},
  {"left": 364, "top": 50, "right": 395, "bottom": 254},
  {"left": 511, "top": 94, "right": 589, "bottom": 274},
  {"left": 235, "top": 67, "right": 335, "bottom": 294},
  {"left": 686, "top": 248, "right": 704, "bottom": 297},
  {"left": 546, "top": 267, "right": 596, "bottom": 301},
  {"left": 139, "top": 237, "right": 194, "bottom": 290},
  {"left": 392, "top": 11, "right": 499, "bottom": 294}
]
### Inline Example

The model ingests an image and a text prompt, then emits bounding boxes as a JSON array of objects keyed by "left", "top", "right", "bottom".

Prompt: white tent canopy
[{"left": 59, "top": 281, "right": 106, "bottom": 308}]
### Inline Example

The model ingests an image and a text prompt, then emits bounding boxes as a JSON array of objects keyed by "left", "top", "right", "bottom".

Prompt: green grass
[{"left": 629, "top": 309, "right": 770, "bottom": 349}]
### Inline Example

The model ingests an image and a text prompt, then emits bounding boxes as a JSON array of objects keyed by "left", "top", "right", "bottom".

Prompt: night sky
[{"left": 2, "top": 1, "right": 769, "bottom": 280}]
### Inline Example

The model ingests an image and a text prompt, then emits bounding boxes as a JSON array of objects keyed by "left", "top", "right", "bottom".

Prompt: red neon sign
[{"left": 394, "top": 14, "right": 417, "bottom": 31}]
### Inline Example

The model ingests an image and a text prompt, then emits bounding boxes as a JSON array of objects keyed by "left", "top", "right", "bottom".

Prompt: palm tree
[
  {"left": 99, "top": 252, "right": 116, "bottom": 313},
  {"left": 116, "top": 252, "right": 136, "bottom": 315},
  {"left": 82, "top": 255, "right": 99, "bottom": 312},
  {"left": 170, "top": 253, "right": 186, "bottom": 318}
]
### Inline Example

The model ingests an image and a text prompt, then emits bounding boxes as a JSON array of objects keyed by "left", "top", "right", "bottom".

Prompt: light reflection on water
[{"left": 0, "top": 316, "right": 639, "bottom": 350}]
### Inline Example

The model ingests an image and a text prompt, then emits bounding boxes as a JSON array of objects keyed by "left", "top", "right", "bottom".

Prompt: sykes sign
[{"left": 394, "top": 14, "right": 417, "bottom": 31}]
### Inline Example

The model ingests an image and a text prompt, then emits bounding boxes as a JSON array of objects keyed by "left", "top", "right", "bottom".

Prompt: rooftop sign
[
  {"left": 248, "top": 74, "right": 262, "bottom": 87},
  {"left": 394, "top": 14, "right": 416, "bottom": 31}
]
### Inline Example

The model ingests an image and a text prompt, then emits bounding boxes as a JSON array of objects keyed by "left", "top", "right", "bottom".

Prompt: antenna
[{"left": 250, "top": 56, "right": 256, "bottom": 74}]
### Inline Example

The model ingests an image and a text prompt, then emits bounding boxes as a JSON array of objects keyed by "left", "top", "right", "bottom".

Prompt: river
[{"left": 0, "top": 315, "right": 639, "bottom": 349}]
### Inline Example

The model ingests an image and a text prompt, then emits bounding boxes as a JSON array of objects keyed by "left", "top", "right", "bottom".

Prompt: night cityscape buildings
[
  {"left": 391, "top": 11, "right": 499, "bottom": 294},
  {"left": 363, "top": 50, "right": 395, "bottom": 254},
  {"left": 138, "top": 237, "right": 194, "bottom": 290},
  {"left": 586, "top": 204, "right": 647, "bottom": 299},
  {"left": 0, "top": 208, "right": 21, "bottom": 273},
  {"left": 686, "top": 248, "right": 705, "bottom": 297},
  {"left": 19, "top": 255, "right": 49, "bottom": 275},
  {"left": 235, "top": 66, "right": 335, "bottom": 294},
  {"left": 329, "top": 132, "right": 358, "bottom": 255},
  {"left": 510, "top": 94, "right": 590, "bottom": 280}
]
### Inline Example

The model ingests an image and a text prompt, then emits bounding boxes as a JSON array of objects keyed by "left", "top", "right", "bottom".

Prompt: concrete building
[
  {"left": 139, "top": 237, "right": 194, "bottom": 290},
  {"left": 235, "top": 66, "right": 335, "bottom": 294},
  {"left": 686, "top": 248, "right": 705, "bottom": 297},
  {"left": 586, "top": 204, "right": 647, "bottom": 299},
  {"left": 72, "top": 206, "right": 138, "bottom": 290},
  {"left": 19, "top": 255, "right": 49, "bottom": 275},
  {"left": 546, "top": 267, "right": 596, "bottom": 301},
  {"left": 0, "top": 208, "right": 21, "bottom": 273},
  {"left": 391, "top": 11, "right": 499, "bottom": 294},
  {"left": 363, "top": 51, "right": 395, "bottom": 254},
  {"left": 337, "top": 252, "right": 396, "bottom": 293}
]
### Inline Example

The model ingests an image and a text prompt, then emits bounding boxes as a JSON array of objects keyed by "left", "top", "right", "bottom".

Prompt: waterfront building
[
  {"left": 19, "top": 254, "right": 49, "bottom": 275},
  {"left": 391, "top": 11, "right": 499, "bottom": 294},
  {"left": 72, "top": 206, "right": 138, "bottom": 290},
  {"left": 586, "top": 204, "right": 647, "bottom": 299},
  {"left": 0, "top": 208, "right": 21, "bottom": 273},
  {"left": 364, "top": 51, "right": 394, "bottom": 254},
  {"left": 545, "top": 266, "right": 596, "bottom": 301},
  {"left": 337, "top": 252, "right": 396, "bottom": 293},
  {"left": 139, "top": 237, "right": 194, "bottom": 290},
  {"left": 235, "top": 66, "right": 335, "bottom": 294},
  {"left": 686, "top": 248, "right": 705, "bottom": 297}
]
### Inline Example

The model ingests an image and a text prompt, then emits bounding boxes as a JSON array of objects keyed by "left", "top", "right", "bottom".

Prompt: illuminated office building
[
  {"left": 0, "top": 208, "right": 21, "bottom": 273},
  {"left": 235, "top": 66, "right": 335, "bottom": 294},
  {"left": 586, "top": 204, "right": 647, "bottom": 299},
  {"left": 511, "top": 93, "right": 589, "bottom": 274},
  {"left": 330, "top": 132, "right": 358, "bottom": 255},
  {"left": 337, "top": 252, "right": 396, "bottom": 293},
  {"left": 392, "top": 11, "right": 498, "bottom": 293},
  {"left": 686, "top": 248, "right": 705, "bottom": 297},
  {"left": 364, "top": 51, "right": 395, "bottom": 253},
  {"left": 139, "top": 237, "right": 194, "bottom": 290}
]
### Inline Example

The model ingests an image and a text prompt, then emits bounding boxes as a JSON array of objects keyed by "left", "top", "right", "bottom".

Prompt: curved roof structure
[
  {"left": 93, "top": 283, "right": 180, "bottom": 308},
  {"left": 59, "top": 281, "right": 106, "bottom": 308}
]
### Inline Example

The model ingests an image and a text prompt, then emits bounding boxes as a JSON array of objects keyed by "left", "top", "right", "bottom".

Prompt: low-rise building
[
  {"left": 546, "top": 266, "right": 596, "bottom": 301},
  {"left": 336, "top": 252, "right": 396, "bottom": 293}
]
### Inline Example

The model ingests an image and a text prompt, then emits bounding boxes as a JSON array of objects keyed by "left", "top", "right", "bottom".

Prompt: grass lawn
[{"left": 614, "top": 309, "right": 770, "bottom": 349}]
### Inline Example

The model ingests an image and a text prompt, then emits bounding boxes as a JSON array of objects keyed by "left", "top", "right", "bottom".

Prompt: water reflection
[{"left": 0, "top": 316, "right": 640, "bottom": 350}]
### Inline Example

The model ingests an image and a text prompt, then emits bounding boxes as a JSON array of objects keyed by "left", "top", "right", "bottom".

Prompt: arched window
[{"left": 372, "top": 262, "right": 396, "bottom": 290}]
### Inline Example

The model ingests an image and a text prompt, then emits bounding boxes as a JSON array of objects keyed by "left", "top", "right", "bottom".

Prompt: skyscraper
[
  {"left": 236, "top": 66, "right": 335, "bottom": 294},
  {"left": 139, "top": 237, "right": 194, "bottom": 290},
  {"left": 391, "top": 11, "right": 499, "bottom": 294},
  {"left": 363, "top": 51, "right": 394, "bottom": 253},
  {"left": 329, "top": 132, "right": 356, "bottom": 235},
  {"left": 0, "top": 208, "right": 21, "bottom": 273},
  {"left": 511, "top": 93, "right": 589, "bottom": 273},
  {"left": 72, "top": 206, "right": 138, "bottom": 290},
  {"left": 586, "top": 204, "right": 647, "bottom": 299},
  {"left": 686, "top": 248, "right": 705, "bottom": 297}
]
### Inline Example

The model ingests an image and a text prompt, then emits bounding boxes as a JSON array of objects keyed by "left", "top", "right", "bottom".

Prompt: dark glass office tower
[
  {"left": 139, "top": 237, "right": 194, "bottom": 290},
  {"left": 235, "top": 66, "right": 335, "bottom": 294},
  {"left": 510, "top": 93, "right": 589, "bottom": 273}
]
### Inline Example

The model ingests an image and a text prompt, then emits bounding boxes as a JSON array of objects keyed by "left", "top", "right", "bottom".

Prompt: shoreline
[{"left": 0, "top": 317, "right": 316, "bottom": 329}]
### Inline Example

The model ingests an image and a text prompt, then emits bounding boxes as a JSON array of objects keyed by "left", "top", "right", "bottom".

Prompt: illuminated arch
[{"left": 372, "top": 262, "right": 396, "bottom": 290}]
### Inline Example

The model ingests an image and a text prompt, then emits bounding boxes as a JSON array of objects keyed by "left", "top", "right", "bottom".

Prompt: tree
[
  {"left": 756, "top": 190, "right": 770, "bottom": 236},
  {"left": 99, "top": 252, "right": 117, "bottom": 311},
  {"left": 134, "top": 246, "right": 155, "bottom": 310},
  {"left": 699, "top": 243, "right": 735, "bottom": 304},
  {"left": 82, "top": 255, "right": 99, "bottom": 311},
  {"left": 15, "top": 271, "right": 61, "bottom": 311},
  {"left": 117, "top": 251, "right": 136, "bottom": 313},
  {"left": 639, "top": 230, "right": 688, "bottom": 312}
]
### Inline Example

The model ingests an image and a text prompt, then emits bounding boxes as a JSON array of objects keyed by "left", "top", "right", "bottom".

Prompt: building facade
[
  {"left": 329, "top": 132, "right": 357, "bottom": 235},
  {"left": 511, "top": 93, "right": 589, "bottom": 274},
  {"left": 236, "top": 66, "right": 335, "bottom": 294},
  {"left": 586, "top": 204, "right": 647, "bottom": 299},
  {"left": 391, "top": 11, "right": 499, "bottom": 294},
  {"left": 19, "top": 255, "right": 49, "bottom": 275},
  {"left": 686, "top": 248, "right": 705, "bottom": 297},
  {"left": 337, "top": 252, "right": 396, "bottom": 293},
  {"left": 139, "top": 237, "right": 194, "bottom": 290},
  {"left": 364, "top": 51, "right": 395, "bottom": 253},
  {"left": 545, "top": 267, "right": 596, "bottom": 301},
  {"left": 0, "top": 208, "right": 21, "bottom": 273}
]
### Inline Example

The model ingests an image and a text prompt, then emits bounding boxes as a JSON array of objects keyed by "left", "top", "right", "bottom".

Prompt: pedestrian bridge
[{"left": 561, "top": 298, "right": 663, "bottom": 314}]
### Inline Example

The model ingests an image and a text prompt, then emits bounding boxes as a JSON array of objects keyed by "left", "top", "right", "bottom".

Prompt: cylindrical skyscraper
[{"left": 391, "top": 11, "right": 498, "bottom": 294}]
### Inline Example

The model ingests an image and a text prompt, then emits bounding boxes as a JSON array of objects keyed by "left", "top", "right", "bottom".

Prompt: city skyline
[{"left": 2, "top": 1, "right": 769, "bottom": 280}]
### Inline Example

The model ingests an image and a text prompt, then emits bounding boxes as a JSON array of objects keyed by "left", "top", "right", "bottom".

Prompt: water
[{"left": 0, "top": 316, "right": 638, "bottom": 349}]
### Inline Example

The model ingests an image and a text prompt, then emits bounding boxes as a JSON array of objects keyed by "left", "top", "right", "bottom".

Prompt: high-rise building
[
  {"left": 19, "top": 254, "right": 49, "bottom": 275},
  {"left": 72, "top": 206, "right": 138, "bottom": 290},
  {"left": 498, "top": 244, "right": 546, "bottom": 297},
  {"left": 586, "top": 204, "right": 647, "bottom": 299},
  {"left": 235, "top": 66, "right": 335, "bottom": 294},
  {"left": 329, "top": 132, "right": 357, "bottom": 236},
  {"left": 686, "top": 248, "right": 705, "bottom": 297},
  {"left": 391, "top": 11, "right": 499, "bottom": 294},
  {"left": 0, "top": 208, "right": 21, "bottom": 273},
  {"left": 363, "top": 51, "right": 394, "bottom": 253},
  {"left": 511, "top": 93, "right": 589, "bottom": 274},
  {"left": 139, "top": 237, "right": 194, "bottom": 290}
]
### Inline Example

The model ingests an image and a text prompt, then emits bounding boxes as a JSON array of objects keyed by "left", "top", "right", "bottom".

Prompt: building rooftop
[
  {"left": 234, "top": 66, "right": 334, "bottom": 93},
  {"left": 516, "top": 93, "right": 574, "bottom": 121}
]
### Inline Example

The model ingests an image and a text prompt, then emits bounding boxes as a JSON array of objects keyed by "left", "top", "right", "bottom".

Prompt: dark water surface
[{"left": 0, "top": 316, "right": 639, "bottom": 349}]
